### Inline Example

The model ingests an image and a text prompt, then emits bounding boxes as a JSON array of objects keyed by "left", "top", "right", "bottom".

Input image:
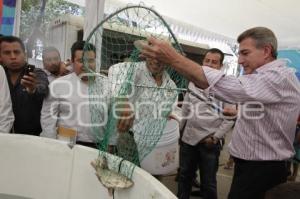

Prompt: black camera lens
[{"left": 24, "top": 64, "right": 35, "bottom": 75}]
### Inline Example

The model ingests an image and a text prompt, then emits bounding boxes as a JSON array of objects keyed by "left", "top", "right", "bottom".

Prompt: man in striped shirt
[{"left": 141, "top": 27, "right": 300, "bottom": 199}]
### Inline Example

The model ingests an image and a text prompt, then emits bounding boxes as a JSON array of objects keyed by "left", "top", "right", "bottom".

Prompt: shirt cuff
[{"left": 202, "top": 66, "right": 225, "bottom": 96}]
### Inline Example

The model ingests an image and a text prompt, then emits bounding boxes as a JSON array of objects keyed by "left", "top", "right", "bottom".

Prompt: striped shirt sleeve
[{"left": 202, "top": 66, "right": 284, "bottom": 104}]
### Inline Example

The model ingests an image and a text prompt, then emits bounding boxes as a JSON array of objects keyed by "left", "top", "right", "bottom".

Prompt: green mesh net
[{"left": 83, "top": 5, "right": 187, "bottom": 181}]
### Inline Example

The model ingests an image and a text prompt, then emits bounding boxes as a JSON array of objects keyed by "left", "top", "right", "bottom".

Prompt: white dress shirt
[
  {"left": 181, "top": 82, "right": 234, "bottom": 146},
  {"left": 0, "top": 66, "right": 14, "bottom": 133},
  {"left": 203, "top": 60, "right": 300, "bottom": 160},
  {"left": 43, "top": 69, "right": 58, "bottom": 83},
  {"left": 108, "top": 62, "right": 178, "bottom": 156},
  {"left": 40, "top": 72, "right": 113, "bottom": 143},
  {"left": 108, "top": 61, "right": 178, "bottom": 123}
]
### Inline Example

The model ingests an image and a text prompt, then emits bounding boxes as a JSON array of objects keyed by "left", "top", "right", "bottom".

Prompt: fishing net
[{"left": 83, "top": 5, "right": 187, "bottom": 180}]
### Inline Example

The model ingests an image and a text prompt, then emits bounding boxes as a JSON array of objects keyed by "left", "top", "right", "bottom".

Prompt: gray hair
[{"left": 237, "top": 27, "right": 278, "bottom": 58}]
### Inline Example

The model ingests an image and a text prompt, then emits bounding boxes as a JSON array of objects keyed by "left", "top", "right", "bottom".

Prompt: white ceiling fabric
[
  {"left": 67, "top": 0, "right": 300, "bottom": 49},
  {"left": 124, "top": 0, "right": 300, "bottom": 50}
]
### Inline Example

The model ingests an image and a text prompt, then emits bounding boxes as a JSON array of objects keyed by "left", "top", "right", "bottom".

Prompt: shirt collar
[{"left": 255, "top": 59, "right": 285, "bottom": 73}]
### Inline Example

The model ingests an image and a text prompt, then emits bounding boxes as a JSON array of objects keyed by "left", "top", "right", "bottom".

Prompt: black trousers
[
  {"left": 177, "top": 142, "right": 221, "bottom": 199},
  {"left": 228, "top": 158, "right": 288, "bottom": 199}
]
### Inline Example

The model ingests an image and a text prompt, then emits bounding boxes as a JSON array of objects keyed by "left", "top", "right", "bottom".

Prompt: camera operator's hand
[{"left": 21, "top": 72, "right": 37, "bottom": 94}]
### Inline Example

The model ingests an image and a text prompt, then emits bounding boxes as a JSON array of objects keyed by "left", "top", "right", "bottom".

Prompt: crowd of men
[{"left": 0, "top": 26, "right": 300, "bottom": 199}]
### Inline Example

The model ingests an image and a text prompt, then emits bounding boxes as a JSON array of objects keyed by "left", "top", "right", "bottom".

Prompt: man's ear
[{"left": 263, "top": 44, "right": 273, "bottom": 59}]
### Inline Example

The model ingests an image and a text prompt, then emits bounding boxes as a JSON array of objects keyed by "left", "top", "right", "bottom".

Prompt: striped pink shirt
[{"left": 203, "top": 60, "right": 300, "bottom": 160}]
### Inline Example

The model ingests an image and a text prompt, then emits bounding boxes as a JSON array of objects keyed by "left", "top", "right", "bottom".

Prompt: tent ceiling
[{"left": 66, "top": 0, "right": 300, "bottom": 49}]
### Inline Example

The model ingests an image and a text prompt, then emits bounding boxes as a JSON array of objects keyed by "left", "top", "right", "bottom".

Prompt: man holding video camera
[{"left": 0, "top": 36, "right": 48, "bottom": 135}]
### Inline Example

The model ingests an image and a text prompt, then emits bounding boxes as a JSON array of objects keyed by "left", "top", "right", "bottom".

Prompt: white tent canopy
[{"left": 67, "top": 0, "right": 300, "bottom": 50}]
